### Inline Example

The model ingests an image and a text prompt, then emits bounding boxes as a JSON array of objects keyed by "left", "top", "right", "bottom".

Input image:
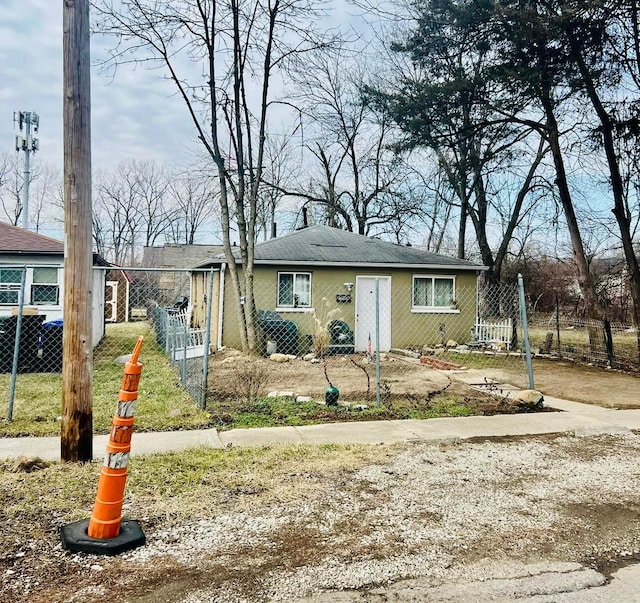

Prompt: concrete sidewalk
[{"left": 1, "top": 397, "right": 639, "bottom": 462}]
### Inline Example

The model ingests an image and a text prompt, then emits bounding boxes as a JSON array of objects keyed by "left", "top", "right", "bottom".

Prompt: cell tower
[{"left": 14, "top": 111, "right": 39, "bottom": 230}]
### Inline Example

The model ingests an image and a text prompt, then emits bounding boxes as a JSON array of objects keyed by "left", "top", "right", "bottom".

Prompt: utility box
[{"left": 257, "top": 310, "right": 299, "bottom": 356}]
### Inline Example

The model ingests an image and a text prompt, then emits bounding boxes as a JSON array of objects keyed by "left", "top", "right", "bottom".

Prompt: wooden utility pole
[{"left": 61, "top": 0, "right": 93, "bottom": 462}]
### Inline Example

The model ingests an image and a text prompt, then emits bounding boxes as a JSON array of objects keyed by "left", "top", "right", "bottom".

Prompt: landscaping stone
[
  {"left": 338, "top": 401, "right": 370, "bottom": 411},
  {"left": 513, "top": 389, "right": 544, "bottom": 409},
  {"left": 389, "top": 348, "right": 421, "bottom": 359},
  {"left": 446, "top": 339, "right": 459, "bottom": 348},
  {"left": 269, "top": 353, "right": 290, "bottom": 363},
  {"left": 220, "top": 355, "right": 247, "bottom": 365},
  {"left": 303, "top": 353, "right": 316, "bottom": 361},
  {"left": 310, "top": 358, "right": 320, "bottom": 364},
  {"left": 266, "top": 391, "right": 295, "bottom": 398},
  {"left": 421, "top": 346, "right": 436, "bottom": 356},
  {"left": 295, "top": 396, "right": 314, "bottom": 403}
]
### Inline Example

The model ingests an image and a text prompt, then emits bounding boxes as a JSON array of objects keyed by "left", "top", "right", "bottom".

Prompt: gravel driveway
[{"left": 10, "top": 431, "right": 640, "bottom": 602}]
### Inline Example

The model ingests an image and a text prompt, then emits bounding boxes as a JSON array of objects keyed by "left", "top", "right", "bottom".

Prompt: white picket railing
[{"left": 474, "top": 318, "right": 513, "bottom": 350}]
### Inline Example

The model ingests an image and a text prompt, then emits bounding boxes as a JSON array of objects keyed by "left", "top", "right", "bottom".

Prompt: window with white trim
[
  {"left": 0, "top": 268, "right": 23, "bottom": 304},
  {"left": 31, "top": 267, "right": 59, "bottom": 305},
  {"left": 277, "top": 272, "right": 311, "bottom": 308},
  {"left": 412, "top": 275, "right": 456, "bottom": 310}
]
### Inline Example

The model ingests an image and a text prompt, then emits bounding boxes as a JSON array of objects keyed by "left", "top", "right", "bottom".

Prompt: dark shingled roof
[
  {"left": 198, "top": 225, "right": 485, "bottom": 270},
  {"left": 0, "top": 222, "right": 64, "bottom": 254}
]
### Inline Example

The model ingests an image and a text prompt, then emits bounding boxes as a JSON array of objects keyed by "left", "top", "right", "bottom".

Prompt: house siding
[
  {"left": 190, "top": 270, "right": 221, "bottom": 348},
  {"left": 0, "top": 254, "right": 105, "bottom": 348},
  {"left": 216, "top": 265, "right": 478, "bottom": 352}
]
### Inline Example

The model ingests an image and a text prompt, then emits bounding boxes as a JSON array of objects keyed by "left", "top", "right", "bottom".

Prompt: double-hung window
[
  {"left": 31, "top": 267, "right": 59, "bottom": 305},
  {"left": 412, "top": 275, "right": 456, "bottom": 311},
  {"left": 277, "top": 272, "right": 311, "bottom": 309},
  {"left": 0, "top": 268, "right": 23, "bottom": 304}
]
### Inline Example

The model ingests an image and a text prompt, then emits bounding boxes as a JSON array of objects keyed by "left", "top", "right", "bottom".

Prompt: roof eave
[{"left": 254, "top": 259, "right": 487, "bottom": 271}]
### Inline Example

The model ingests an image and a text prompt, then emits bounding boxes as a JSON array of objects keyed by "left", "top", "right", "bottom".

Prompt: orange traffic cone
[{"left": 60, "top": 336, "right": 146, "bottom": 555}]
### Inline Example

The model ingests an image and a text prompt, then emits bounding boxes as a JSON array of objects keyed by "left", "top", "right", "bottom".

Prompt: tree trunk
[
  {"left": 569, "top": 42, "right": 640, "bottom": 361},
  {"left": 540, "top": 85, "right": 601, "bottom": 319}
]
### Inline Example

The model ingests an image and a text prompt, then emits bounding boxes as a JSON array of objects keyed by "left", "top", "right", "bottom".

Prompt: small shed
[{"left": 105, "top": 266, "right": 134, "bottom": 323}]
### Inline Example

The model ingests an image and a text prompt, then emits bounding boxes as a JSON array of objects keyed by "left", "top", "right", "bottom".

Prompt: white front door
[
  {"left": 355, "top": 276, "right": 392, "bottom": 352},
  {"left": 105, "top": 281, "right": 118, "bottom": 322}
]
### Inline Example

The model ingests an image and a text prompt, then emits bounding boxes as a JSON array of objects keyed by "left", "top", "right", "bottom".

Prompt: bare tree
[
  {"left": 94, "top": 0, "right": 341, "bottom": 351},
  {"left": 0, "top": 152, "right": 27, "bottom": 226},
  {"left": 132, "top": 159, "right": 174, "bottom": 247},
  {"left": 30, "top": 163, "right": 62, "bottom": 233},
  {"left": 0, "top": 152, "right": 60, "bottom": 231},
  {"left": 167, "top": 167, "right": 219, "bottom": 244},
  {"left": 278, "top": 52, "right": 412, "bottom": 236},
  {"left": 93, "top": 165, "right": 141, "bottom": 264},
  {"left": 257, "top": 133, "right": 298, "bottom": 240}
]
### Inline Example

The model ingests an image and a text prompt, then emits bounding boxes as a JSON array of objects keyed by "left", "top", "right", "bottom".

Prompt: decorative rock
[
  {"left": 513, "top": 389, "right": 544, "bottom": 409},
  {"left": 266, "top": 391, "right": 295, "bottom": 398},
  {"left": 221, "top": 356, "right": 245, "bottom": 364},
  {"left": 338, "top": 401, "right": 369, "bottom": 411},
  {"left": 303, "top": 353, "right": 316, "bottom": 361},
  {"left": 446, "top": 339, "right": 458, "bottom": 348},
  {"left": 295, "top": 396, "right": 314, "bottom": 403},
  {"left": 389, "top": 348, "right": 421, "bottom": 359},
  {"left": 310, "top": 358, "right": 320, "bottom": 364},
  {"left": 286, "top": 354, "right": 298, "bottom": 360},
  {"left": 421, "top": 346, "right": 436, "bottom": 356},
  {"left": 269, "top": 353, "right": 290, "bottom": 363},
  {"left": 360, "top": 357, "right": 371, "bottom": 366}
]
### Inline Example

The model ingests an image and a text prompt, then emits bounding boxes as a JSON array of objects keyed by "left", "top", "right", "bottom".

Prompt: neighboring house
[
  {"left": 0, "top": 222, "right": 106, "bottom": 348},
  {"left": 142, "top": 243, "right": 224, "bottom": 307},
  {"left": 191, "top": 225, "right": 486, "bottom": 353}
]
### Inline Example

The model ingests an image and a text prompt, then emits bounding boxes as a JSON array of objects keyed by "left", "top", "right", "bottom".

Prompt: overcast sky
[{"left": 0, "top": 1, "right": 199, "bottom": 173}]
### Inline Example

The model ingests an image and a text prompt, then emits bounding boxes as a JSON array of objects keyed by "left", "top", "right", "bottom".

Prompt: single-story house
[
  {"left": 191, "top": 225, "right": 487, "bottom": 353},
  {"left": 0, "top": 222, "right": 106, "bottom": 348}
]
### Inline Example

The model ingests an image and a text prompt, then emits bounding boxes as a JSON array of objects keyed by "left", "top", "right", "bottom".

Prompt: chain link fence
[
  {"left": 527, "top": 312, "right": 640, "bottom": 371},
  {"left": 0, "top": 266, "right": 526, "bottom": 415},
  {"left": 3, "top": 262, "right": 637, "bottom": 425}
]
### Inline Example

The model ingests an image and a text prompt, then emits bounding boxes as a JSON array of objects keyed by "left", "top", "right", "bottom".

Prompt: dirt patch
[
  {"left": 206, "top": 352, "right": 545, "bottom": 424},
  {"left": 210, "top": 351, "right": 453, "bottom": 400},
  {"left": 459, "top": 358, "right": 640, "bottom": 408}
]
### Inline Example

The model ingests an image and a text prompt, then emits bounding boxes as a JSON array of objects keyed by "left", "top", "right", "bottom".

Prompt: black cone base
[{"left": 60, "top": 519, "right": 145, "bottom": 556}]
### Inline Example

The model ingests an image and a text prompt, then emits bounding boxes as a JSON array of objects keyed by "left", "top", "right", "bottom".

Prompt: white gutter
[{"left": 250, "top": 260, "right": 488, "bottom": 271}]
